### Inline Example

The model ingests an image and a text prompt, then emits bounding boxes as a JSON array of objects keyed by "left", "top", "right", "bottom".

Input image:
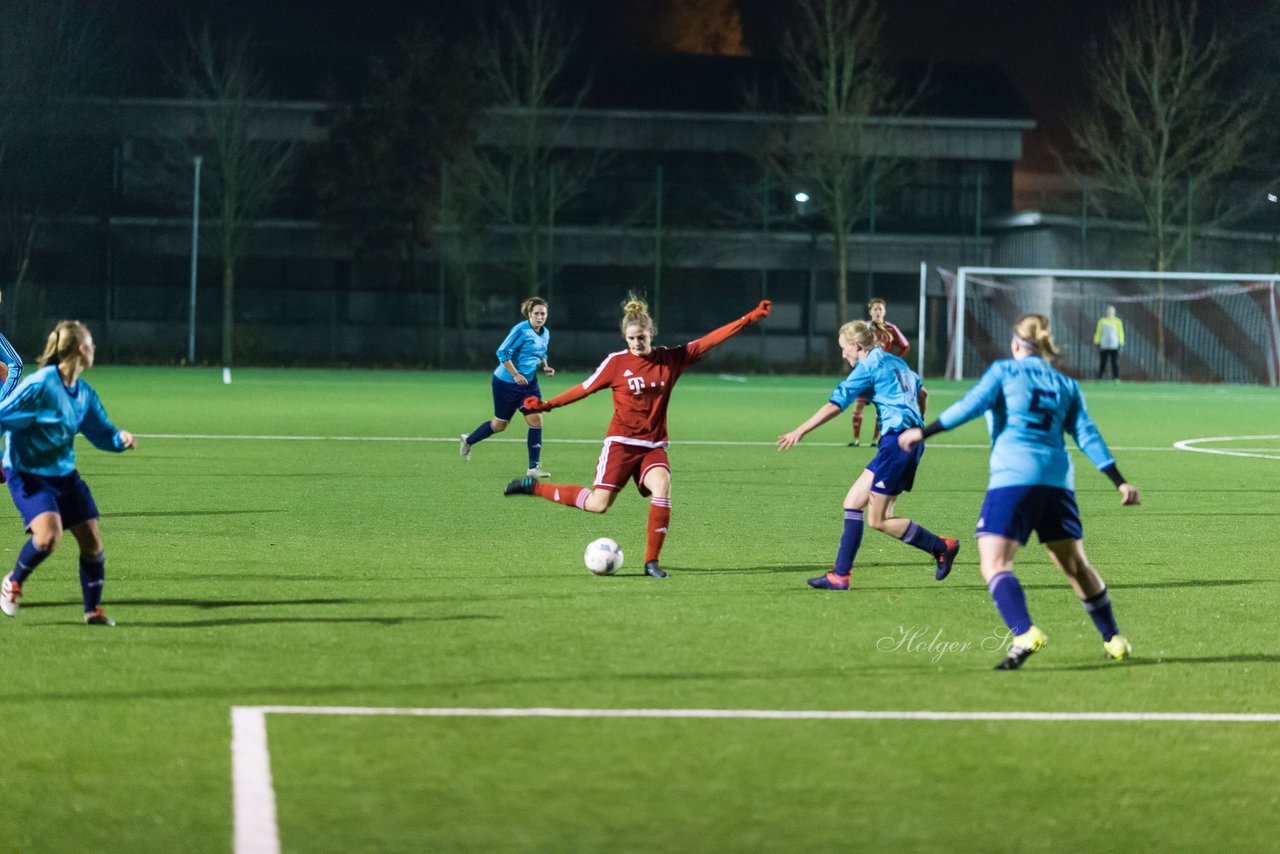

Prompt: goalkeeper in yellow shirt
[{"left": 1093, "top": 305, "right": 1124, "bottom": 380}]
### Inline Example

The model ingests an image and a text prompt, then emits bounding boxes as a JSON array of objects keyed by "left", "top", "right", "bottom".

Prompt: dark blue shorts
[
  {"left": 977, "top": 485, "right": 1082, "bottom": 545},
  {"left": 866, "top": 431, "right": 924, "bottom": 496},
  {"left": 5, "top": 468, "right": 100, "bottom": 531},
  {"left": 492, "top": 376, "right": 541, "bottom": 422}
]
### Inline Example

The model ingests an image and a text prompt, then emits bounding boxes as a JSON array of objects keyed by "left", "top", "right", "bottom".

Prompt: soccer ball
[{"left": 584, "top": 537, "right": 624, "bottom": 575}]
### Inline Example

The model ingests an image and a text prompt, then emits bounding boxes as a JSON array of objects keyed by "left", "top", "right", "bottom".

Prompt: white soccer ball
[{"left": 584, "top": 537, "right": 624, "bottom": 576}]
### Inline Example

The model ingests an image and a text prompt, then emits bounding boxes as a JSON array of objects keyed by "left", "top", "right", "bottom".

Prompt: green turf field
[{"left": 3, "top": 366, "right": 1279, "bottom": 852}]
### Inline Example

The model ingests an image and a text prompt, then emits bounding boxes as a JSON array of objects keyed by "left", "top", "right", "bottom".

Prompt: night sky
[{"left": 103, "top": 0, "right": 1274, "bottom": 165}]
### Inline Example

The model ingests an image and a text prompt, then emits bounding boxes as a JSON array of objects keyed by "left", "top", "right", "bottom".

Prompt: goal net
[{"left": 939, "top": 267, "right": 1280, "bottom": 385}]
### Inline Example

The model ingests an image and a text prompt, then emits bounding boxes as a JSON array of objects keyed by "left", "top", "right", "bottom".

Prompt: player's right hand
[
  {"left": 897, "top": 428, "right": 923, "bottom": 451},
  {"left": 746, "top": 300, "right": 772, "bottom": 322},
  {"left": 1119, "top": 483, "right": 1141, "bottom": 506}
]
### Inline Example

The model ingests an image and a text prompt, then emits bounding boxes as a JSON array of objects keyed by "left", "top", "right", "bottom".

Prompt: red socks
[
  {"left": 533, "top": 482, "right": 590, "bottom": 509},
  {"left": 646, "top": 498, "right": 671, "bottom": 562}
]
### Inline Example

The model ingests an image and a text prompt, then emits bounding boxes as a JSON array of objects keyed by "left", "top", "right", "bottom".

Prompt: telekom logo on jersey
[{"left": 627, "top": 376, "right": 647, "bottom": 395}]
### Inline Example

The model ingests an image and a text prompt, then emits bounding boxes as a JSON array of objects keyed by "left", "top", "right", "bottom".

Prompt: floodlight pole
[{"left": 188, "top": 155, "right": 203, "bottom": 365}]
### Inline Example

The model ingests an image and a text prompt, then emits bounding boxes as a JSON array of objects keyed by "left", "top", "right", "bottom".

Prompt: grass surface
[{"left": 3, "top": 366, "right": 1279, "bottom": 852}]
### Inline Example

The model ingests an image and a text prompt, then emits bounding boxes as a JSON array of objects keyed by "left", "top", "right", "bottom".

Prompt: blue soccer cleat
[
  {"left": 807, "top": 571, "right": 850, "bottom": 590},
  {"left": 935, "top": 537, "right": 960, "bottom": 581}
]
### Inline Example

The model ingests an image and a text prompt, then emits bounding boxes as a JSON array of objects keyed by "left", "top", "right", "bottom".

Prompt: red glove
[
  {"left": 523, "top": 395, "right": 551, "bottom": 412},
  {"left": 746, "top": 300, "right": 771, "bottom": 323}
]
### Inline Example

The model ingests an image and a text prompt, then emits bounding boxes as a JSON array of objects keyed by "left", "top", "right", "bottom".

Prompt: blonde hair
[
  {"left": 620, "top": 292, "right": 656, "bottom": 336},
  {"left": 1013, "top": 313, "right": 1060, "bottom": 358},
  {"left": 839, "top": 319, "right": 877, "bottom": 350},
  {"left": 520, "top": 296, "right": 548, "bottom": 317},
  {"left": 38, "top": 320, "right": 92, "bottom": 368}
]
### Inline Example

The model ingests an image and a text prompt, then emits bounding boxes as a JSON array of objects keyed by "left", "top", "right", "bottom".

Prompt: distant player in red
[
  {"left": 850, "top": 297, "right": 911, "bottom": 447},
  {"left": 504, "top": 293, "right": 771, "bottom": 578}
]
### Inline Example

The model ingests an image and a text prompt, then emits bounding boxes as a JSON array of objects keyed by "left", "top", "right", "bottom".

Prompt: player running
[
  {"left": 503, "top": 294, "right": 771, "bottom": 578},
  {"left": 898, "top": 313, "right": 1140, "bottom": 670},
  {"left": 0, "top": 321, "right": 136, "bottom": 627},
  {"left": 850, "top": 298, "right": 910, "bottom": 447},
  {"left": 460, "top": 296, "right": 556, "bottom": 478},
  {"left": 778, "top": 319, "right": 959, "bottom": 590}
]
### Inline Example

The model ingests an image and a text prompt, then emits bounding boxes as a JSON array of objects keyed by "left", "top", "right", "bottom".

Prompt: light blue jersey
[
  {"left": 938, "top": 356, "right": 1114, "bottom": 491},
  {"left": 0, "top": 365, "right": 128, "bottom": 476},
  {"left": 0, "top": 332, "right": 23, "bottom": 400},
  {"left": 492, "top": 320, "right": 550, "bottom": 384},
  {"left": 829, "top": 349, "right": 924, "bottom": 434}
]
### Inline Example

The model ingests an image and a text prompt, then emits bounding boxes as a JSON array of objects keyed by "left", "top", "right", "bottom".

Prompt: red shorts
[{"left": 593, "top": 439, "right": 669, "bottom": 496}]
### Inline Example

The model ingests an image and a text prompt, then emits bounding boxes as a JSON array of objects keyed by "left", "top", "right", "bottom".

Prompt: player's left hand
[
  {"left": 543, "top": 365, "right": 556, "bottom": 377},
  {"left": 1119, "top": 483, "right": 1140, "bottom": 506},
  {"left": 118, "top": 430, "right": 137, "bottom": 450},
  {"left": 746, "top": 300, "right": 771, "bottom": 322},
  {"left": 777, "top": 429, "right": 803, "bottom": 451}
]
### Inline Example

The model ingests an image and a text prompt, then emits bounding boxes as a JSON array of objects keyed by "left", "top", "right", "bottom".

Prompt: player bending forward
[
  {"left": 779, "top": 320, "right": 958, "bottom": 590},
  {"left": 503, "top": 294, "right": 770, "bottom": 578}
]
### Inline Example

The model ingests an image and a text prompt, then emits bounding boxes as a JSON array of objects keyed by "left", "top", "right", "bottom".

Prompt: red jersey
[
  {"left": 539, "top": 309, "right": 766, "bottom": 445},
  {"left": 573, "top": 345, "right": 700, "bottom": 446},
  {"left": 873, "top": 321, "right": 911, "bottom": 358}
]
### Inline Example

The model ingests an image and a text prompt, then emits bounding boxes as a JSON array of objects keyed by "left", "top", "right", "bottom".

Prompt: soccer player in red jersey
[
  {"left": 504, "top": 294, "right": 771, "bottom": 578},
  {"left": 850, "top": 298, "right": 911, "bottom": 447}
]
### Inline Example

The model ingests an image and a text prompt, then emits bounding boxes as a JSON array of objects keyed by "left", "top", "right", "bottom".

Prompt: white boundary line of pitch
[
  {"left": 139, "top": 433, "right": 1182, "bottom": 451},
  {"left": 230, "top": 704, "right": 1280, "bottom": 854}
]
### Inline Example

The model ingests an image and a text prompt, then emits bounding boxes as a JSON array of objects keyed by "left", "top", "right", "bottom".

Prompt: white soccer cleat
[
  {"left": 526, "top": 466, "right": 551, "bottom": 479},
  {"left": 1, "top": 574, "right": 20, "bottom": 617},
  {"left": 459, "top": 433, "right": 471, "bottom": 461}
]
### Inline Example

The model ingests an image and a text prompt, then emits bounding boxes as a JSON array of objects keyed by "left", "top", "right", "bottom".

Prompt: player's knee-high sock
[
  {"left": 527, "top": 427, "right": 542, "bottom": 468},
  {"left": 833, "top": 509, "right": 864, "bottom": 576},
  {"left": 11, "top": 540, "right": 51, "bottom": 584},
  {"left": 645, "top": 498, "right": 671, "bottom": 562},
  {"left": 79, "top": 553, "right": 106, "bottom": 611},
  {"left": 901, "top": 521, "right": 946, "bottom": 556},
  {"left": 851, "top": 410, "right": 863, "bottom": 440},
  {"left": 465, "top": 421, "right": 495, "bottom": 446},
  {"left": 1080, "top": 587, "right": 1120, "bottom": 641},
  {"left": 988, "top": 571, "right": 1033, "bottom": 635},
  {"left": 532, "top": 482, "right": 591, "bottom": 509}
]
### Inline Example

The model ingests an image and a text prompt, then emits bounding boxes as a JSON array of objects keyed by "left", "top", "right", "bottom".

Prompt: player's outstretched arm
[
  {"left": 778, "top": 402, "right": 840, "bottom": 451},
  {"left": 687, "top": 301, "right": 770, "bottom": 358},
  {"left": 523, "top": 382, "right": 590, "bottom": 413}
]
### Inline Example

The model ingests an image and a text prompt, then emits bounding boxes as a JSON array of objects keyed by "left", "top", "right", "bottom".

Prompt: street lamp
[
  {"left": 1267, "top": 192, "right": 1279, "bottom": 272},
  {"left": 793, "top": 191, "right": 810, "bottom": 217},
  {"left": 188, "top": 155, "right": 202, "bottom": 365}
]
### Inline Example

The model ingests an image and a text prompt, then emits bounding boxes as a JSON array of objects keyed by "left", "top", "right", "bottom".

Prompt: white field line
[
  {"left": 230, "top": 704, "right": 1280, "bottom": 854},
  {"left": 231, "top": 707, "right": 281, "bottom": 854},
  {"left": 1172, "top": 435, "right": 1280, "bottom": 461},
  {"left": 137, "top": 433, "right": 1176, "bottom": 452}
]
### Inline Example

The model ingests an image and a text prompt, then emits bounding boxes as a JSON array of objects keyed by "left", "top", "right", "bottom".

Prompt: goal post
[{"left": 939, "top": 267, "right": 1280, "bottom": 386}]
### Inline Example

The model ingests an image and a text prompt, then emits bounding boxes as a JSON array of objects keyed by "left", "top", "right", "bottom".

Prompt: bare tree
[
  {"left": 173, "top": 27, "right": 297, "bottom": 368},
  {"left": 0, "top": 0, "right": 100, "bottom": 341},
  {"left": 469, "top": 0, "right": 598, "bottom": 300},
  {"left": 1066, "top": 0, "right": 1263, "bottom": 273},
  {"left": 766, "top": 0, "right": 914, "bottom": 329}
]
